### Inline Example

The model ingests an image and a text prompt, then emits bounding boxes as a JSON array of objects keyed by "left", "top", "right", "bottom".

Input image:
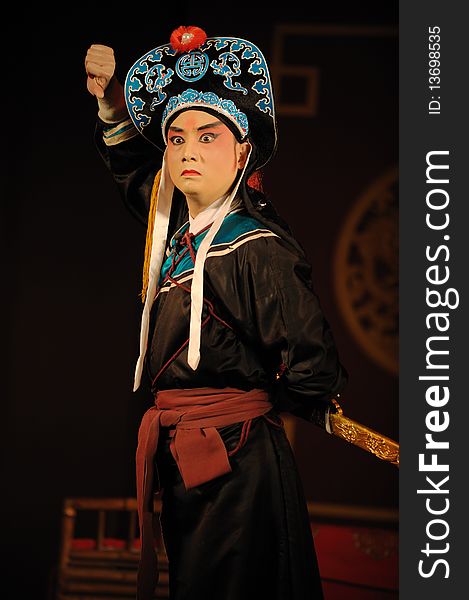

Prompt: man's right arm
[{"left": 85, "top": 44, "right": 161, "bottom": 225}]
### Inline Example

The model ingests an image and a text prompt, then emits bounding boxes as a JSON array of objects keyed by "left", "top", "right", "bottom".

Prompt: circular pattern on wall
[{"left": 334, "top": 167, "right": 398, "bottom": 375}]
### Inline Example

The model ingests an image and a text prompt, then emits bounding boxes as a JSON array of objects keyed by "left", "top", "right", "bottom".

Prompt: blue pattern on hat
[
  {"left": 176, "top": 51, "right": 209, "bottom": 82},
  {"left": 161, "top": 89, "right": 249, "bottom": 138},
  {"left": 210, "top": 52, "right": 248, "bottom": 94},
  {"left": 126, "top": 38, "right": 273, "bottom": 133},
  {"left": 205, "top": 37, "right": 273, "bottom": 115}
]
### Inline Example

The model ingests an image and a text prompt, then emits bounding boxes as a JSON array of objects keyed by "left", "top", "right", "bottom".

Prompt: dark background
[{"left": 2, "top": 3, "right": 397, "bottom": 598}]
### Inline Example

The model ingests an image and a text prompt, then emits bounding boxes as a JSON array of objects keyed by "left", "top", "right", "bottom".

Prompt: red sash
[{"left": 135, "top": 387, "right": 273, "bottom": 599}]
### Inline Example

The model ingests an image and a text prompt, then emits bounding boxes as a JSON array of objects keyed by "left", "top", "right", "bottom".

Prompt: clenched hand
[{"left": 85, "top": 44, "right": 116, "bottom": 99}]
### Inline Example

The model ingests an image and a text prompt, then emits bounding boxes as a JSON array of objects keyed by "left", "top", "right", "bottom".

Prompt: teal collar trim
[{"left": 160, "top": 211, "right": 270, "bottom": 284}]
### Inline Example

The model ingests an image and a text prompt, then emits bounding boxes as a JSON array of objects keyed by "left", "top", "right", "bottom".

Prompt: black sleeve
[
  {"left": 227, "top": 234, "right": 348, "bottom": 427},
  {"left": 94, "top": 118, "right": 162, "bottom": 226},
  {"left": 94, "top": 119, "right": 188, "bottom": 236}
]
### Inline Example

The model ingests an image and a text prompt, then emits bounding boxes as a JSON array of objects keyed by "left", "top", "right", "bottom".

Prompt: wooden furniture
[{"left": 53, "top": 497, "right": 168, "bottom": 599}]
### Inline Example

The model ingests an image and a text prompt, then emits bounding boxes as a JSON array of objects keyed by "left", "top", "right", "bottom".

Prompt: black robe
[{"left": 96, "top": 122, "right": 348, "bottom": 599}]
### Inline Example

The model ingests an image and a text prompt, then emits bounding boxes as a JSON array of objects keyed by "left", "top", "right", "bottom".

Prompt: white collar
[{"left": 189, "top": 195, "right": 227, "bottom": 234}]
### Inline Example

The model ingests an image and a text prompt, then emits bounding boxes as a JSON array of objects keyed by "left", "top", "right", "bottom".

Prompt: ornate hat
[{"left": 124, "top": 25, "right": 277, "bottom": 168}]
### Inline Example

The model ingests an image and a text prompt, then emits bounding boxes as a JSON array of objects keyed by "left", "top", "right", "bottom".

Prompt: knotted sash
[{"left": 135, "top": 387, "right": 272, "bottom": 599}]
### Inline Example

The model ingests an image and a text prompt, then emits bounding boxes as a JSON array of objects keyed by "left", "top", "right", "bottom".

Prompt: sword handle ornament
[{"left": 329, "top": 396, "right": 399, "bottom": 467}]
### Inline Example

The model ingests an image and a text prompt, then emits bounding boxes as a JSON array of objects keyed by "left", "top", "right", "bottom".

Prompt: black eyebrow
[
  {"left": 168, "top": 120, "right": 223, "bottom": 133},
  {"left": 197, "top": 120, "right": 223, "bottom": 131}
]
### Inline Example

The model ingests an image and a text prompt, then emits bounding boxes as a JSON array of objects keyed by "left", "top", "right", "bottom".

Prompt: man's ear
[{"left": 237, "top": 141, "right": 250, "bottom": 169}]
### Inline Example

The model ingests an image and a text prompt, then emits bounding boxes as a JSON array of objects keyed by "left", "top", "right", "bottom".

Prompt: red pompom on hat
[{"left": 170, "top": 26, "right": 207, "bottom": 52}]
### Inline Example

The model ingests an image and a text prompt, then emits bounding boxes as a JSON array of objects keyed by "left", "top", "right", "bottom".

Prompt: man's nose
[{"left": 182, "top": 138, "right": 198, "bottom": 161}]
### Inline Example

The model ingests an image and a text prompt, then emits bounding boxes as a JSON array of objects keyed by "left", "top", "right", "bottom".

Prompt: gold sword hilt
[{"left": 329, "top": 397, "right": 399, "bottom": 467}]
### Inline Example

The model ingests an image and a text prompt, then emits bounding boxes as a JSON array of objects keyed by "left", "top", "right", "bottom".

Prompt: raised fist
[{"left": 85, "top": 44, "right": 116, "bottom": 99}]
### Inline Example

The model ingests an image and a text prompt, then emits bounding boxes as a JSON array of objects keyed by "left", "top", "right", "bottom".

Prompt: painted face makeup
[{"left": 166, "top": 110, "right": 248, "bottom": 209}]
